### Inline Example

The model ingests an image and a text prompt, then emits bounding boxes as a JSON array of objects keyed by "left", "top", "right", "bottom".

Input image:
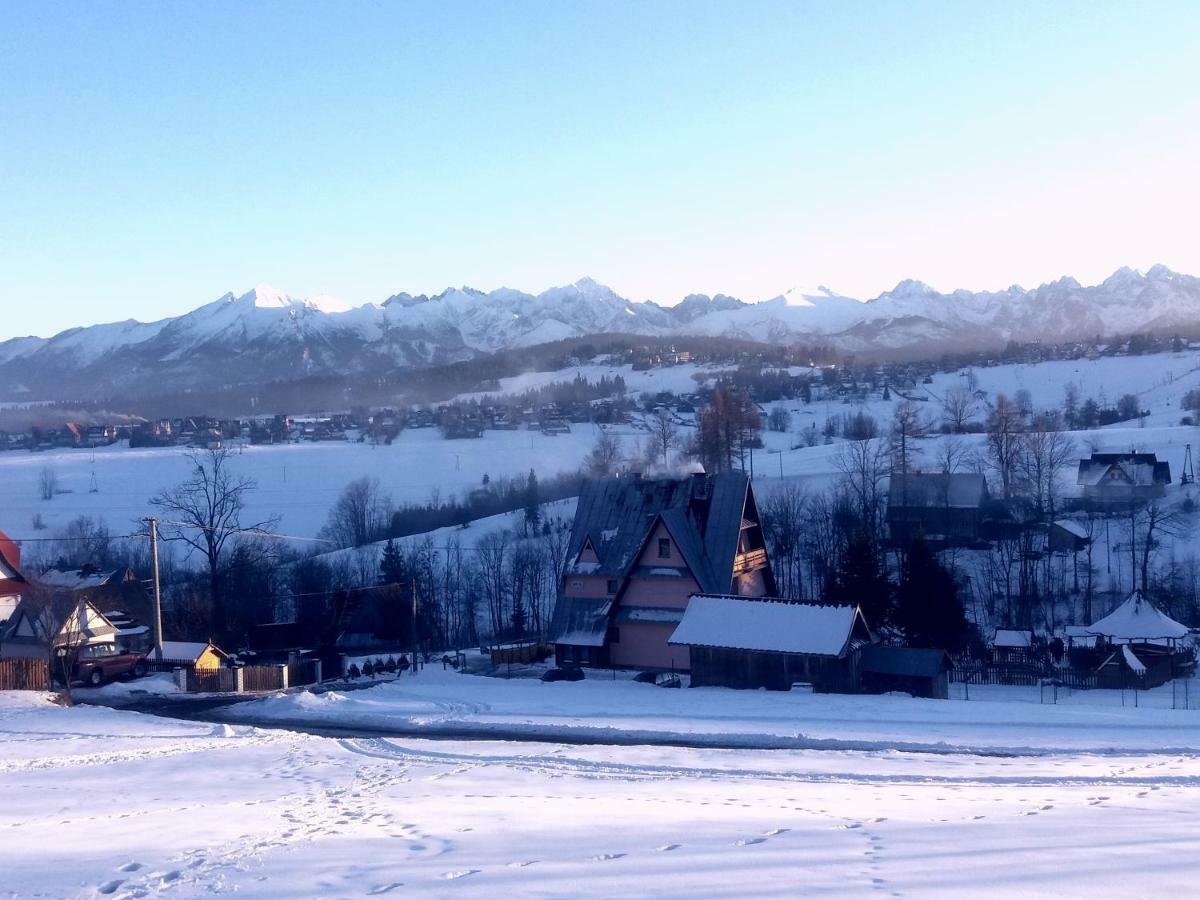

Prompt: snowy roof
[
  {"left": 669, "top": 596, "right": 867, "bottom": 657},
  {"left": 888, "top": 472, "right": 988, "bottom": 510},
  {"left": 1086, "top": 591, "right": 1188, "bottom": 641},
  {"left": 1121, "top": 645, "right": 1147, "bottom": 675},
  {"left": 1053, "top": 519, "right": 1089, "bottom": 539},
  {"left": 158, "top": 641, "right": 224, "bottom": 662},
  {"left": 1076, "top": 453, "right": 1170, "bottom": 487},
  {"left": 993, "top": 629, "right": 1032, "bottom": 648},
  {"left": 36, "top": 567, "right": 121, "bottom": 591}
]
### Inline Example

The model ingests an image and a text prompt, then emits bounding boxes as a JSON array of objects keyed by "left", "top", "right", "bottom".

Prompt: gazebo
[
  {"left": 1086, "top": 591, "right": 1191, "bottom": 688},
  {"left": 1085, "top": 590, "right": 1189, "bottom": 647}
]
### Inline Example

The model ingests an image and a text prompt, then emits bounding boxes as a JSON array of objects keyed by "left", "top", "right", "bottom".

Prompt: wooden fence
[
  {"left": 186, "top": 667, "right": 238, "bottom": 693},
  {"left": 242, "top": 665, "right": 287, "bottom": 692},
  {"left": 0, "top": 658, "right": 50, "bottom": 691}
]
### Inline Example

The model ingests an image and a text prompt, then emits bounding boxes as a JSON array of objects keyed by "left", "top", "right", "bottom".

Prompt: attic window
[
  {"left": 607, "top": 579, "right": 618, "bottom": 595},
  {"left": 658, "top": 538, "right": 671, "bottom": 559}
]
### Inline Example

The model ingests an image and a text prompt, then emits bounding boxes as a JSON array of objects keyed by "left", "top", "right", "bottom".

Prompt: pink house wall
[{"left": 610, "top": 622, "right": 690, "bottom": 670}]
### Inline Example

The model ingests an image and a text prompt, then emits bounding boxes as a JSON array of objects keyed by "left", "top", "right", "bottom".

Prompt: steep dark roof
[
  {"left": 888, "top": 472, "right": 988, "bottom": 510},
  {"left": 1077, "top": 453, "right": 1171, "bottom": 487},
  {"left": 860, "top": 645, "right": 953, "bottom": 678},
  {"left": 564, "top": 472, "right": 749, "bottom": 595}
]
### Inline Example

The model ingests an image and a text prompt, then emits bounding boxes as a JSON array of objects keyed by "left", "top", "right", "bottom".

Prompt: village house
[
  {"left": 549, "top": 471, "right": 775, "bottom": 671},
  {"left": 1076, "top": 452, "right": 1171, "bottom": 507},
  {"left": 0, "top": 595, "right": 118, "bottom": 662},
  {"left": 887, "top": 472, "right": 990, "bottom": 546},
  {"left": 0, "top": 532, "right": 29, "bottom": 626}
]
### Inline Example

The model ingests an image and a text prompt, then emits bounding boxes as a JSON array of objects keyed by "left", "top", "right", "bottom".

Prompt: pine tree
[
  {"left": 379, "top": 539, "right": 405, "bottom": 586},
  {"left": 893, "top": 536, "right": 970, "bottom": 652},
  {"left": 823, "top": 533, "right": 892, "bottom": 629},
  {"left": 511, "top": 599, "right": 527, "bottom": 637},
  {"left": 523, "top": 468, "right": 541, "bottom": 535}
]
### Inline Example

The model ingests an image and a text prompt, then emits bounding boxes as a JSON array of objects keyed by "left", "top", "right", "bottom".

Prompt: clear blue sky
[{"left": 2, "top": 1, "right": 1199, "bottom": 338}]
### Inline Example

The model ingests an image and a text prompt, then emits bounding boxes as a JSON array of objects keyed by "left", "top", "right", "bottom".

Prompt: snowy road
[{"left": 3, "top": 692, "right": 1200, "bottom": 898}]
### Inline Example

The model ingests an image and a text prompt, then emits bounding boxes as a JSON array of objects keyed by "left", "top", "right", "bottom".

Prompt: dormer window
[{"left": 658, "top": 538, "right": 671, "bottom": 559}]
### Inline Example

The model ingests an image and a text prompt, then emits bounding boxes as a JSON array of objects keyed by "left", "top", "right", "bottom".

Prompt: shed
[
  {"left": 158, "top": 641, "right": 227, "bottom": 670},
  {"left": 669, "top": 596, "right": 874, "bottom": 692},
  {"left": 859, "top": 645, "right": 953, "bottom": 699},
  {"left": 990, "top": 628, "right": 1034, "bottom": 664},
  {"left": 1048, "top": 520, "right": 1090, "bottom": 554}
]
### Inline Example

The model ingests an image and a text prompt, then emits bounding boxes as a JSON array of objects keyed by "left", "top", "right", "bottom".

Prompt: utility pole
[{"left": 148, "top": 517, "right": 164, "bottom": 660}]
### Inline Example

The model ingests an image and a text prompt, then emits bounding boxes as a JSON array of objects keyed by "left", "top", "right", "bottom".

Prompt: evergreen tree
[
  {"left": 823, "top": 533, "right": 892, "bottom": 629},
  {"left": 523, "top": 468, "right": 541, "bottom": 534},
  {"left": 893, "top": 536, "right": 970, "bottom": 652},
  {"left": 511, "top": 598, "right": 527, "bottom": 637},
  {"left": 379, "top": 539, "right": 406, "bottom": 586}
]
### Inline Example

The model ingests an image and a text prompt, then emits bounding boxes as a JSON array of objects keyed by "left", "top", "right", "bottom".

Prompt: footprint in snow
[
  {"left": 764, "top": 828, "right": 789, "bottom": 836},
  {"left": 441, "top": 870, "right": 479, "bottom": 880},
  {"left": 655, "top": 844, "right": 681, "bottom": 852},
  {"left": 97, "top": 880, "right": 123, "bottom": 895},
  {"left": 160, "top": 870, "right": 181, "bottom": 884},
  {"left": 734, "top": 838, "right": 766, "bottom": 846},
  {"left": 368, "top": 883, "right": 405, "bottom": 894},
  {"left": 117, "top": 862, "right": 143, "bottom": 873},
  {"left": 591, "top": 853, "right": 626, "bottom": 862},
  {"left": 507, "top": 861, "right": 537, "bottom": 868}
]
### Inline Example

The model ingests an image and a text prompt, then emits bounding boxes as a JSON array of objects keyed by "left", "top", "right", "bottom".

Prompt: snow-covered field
[
  {"left": 6, "top": 681, "right": 1200, "bottom": 898},
  {"left": 0, "top": 427, "right": 601, "bottom": 543}
]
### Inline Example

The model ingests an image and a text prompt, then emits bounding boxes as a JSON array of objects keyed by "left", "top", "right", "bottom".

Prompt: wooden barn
[{"left": 668, "top": 595, "right": 874, "bottom": 692}]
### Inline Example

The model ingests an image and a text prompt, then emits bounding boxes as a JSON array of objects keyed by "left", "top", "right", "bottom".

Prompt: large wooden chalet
[{"left": 549, "top": 472, "right": 775, "bottom": 671}]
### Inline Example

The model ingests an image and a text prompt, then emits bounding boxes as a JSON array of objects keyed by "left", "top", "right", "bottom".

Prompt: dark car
[
  {"left": 72, "top": 643, "right": 149, "bottom": 686},
  {"left": 540, "top": 666, "right": 585, "bottom": 683}
]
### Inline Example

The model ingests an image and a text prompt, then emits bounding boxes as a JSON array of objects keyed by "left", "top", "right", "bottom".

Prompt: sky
[{"left": 2, "top": 0, "right": 1200, "bottom": 339}]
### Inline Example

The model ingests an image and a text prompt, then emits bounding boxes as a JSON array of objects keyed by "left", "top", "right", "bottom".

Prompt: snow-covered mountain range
[{"left": 3, "top": 266, "right": 1199, "bottom": 401}]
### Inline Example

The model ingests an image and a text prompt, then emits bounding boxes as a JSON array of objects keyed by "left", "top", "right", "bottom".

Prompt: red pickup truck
[{"left": 72, "top": 643, "right": 149, "bottom": 686}]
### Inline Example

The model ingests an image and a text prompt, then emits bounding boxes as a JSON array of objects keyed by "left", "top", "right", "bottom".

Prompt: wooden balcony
[{"left": 732, "top": 548, "right": 768, "bottom": 575}]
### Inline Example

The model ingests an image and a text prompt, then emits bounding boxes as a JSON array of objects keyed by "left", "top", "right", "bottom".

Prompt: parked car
[
  {"left": 634, "top": 670, "right": 681, "bottom": 688},
  {"left": 540, "top": 666, "right": 585, "bottom": 683},
  {"left": 71, "top": 643, "right": 149, "bottom": 686}
]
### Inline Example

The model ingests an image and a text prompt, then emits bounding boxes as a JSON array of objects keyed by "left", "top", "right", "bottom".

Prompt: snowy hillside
[{"left": 4, "top": 266, "right": 1200, "bottom": 401}]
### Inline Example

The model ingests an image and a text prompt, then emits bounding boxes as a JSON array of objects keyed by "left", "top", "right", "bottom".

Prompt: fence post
[
  {"left": 313, "top": 660, "right": 322, "bottom": 684},
  {"left": 278, "top": 663, "right": 289, "bottom": 690},
  {"left": 174, "top": 667, "right": 186, "bottom": 691},
  {"left": 235, "top": 667, "right": 245, "bottom": 693}
]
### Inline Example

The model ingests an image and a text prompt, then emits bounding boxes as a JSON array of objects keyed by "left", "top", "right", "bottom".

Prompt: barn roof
[
  {"left": 669, "top": 595, "right": 870, "bottom": 657},
  {"left": 888, "top": 473, "right": 988, "bottom": 510},
  {"left": 993, "top": 629, "right": 1033, "bottom": 649},
  {"left": 1086, "top": 590, "right": 1188, "bottom": 641},
  {"left": 860, "top": 645, "right": 952, "bottom": 679}
]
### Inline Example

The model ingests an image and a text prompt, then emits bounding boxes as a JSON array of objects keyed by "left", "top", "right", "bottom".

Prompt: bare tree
[
  {"left": 935, "top": 433, "right": 970, "bottom": 475},
  {"left": 322, "top": 476, "right": 394, "bottom": 548},
  {"left": 647, "top": 408, "right": 678, "bottom": 468},
  {"left": 889, "top": 400, "right": 926, "bottom": 476},
  {"left": 585, "top": 429, "right": 623, "bottom": 477},
  {"left": 1019, "top": 420, "right": 1077, "bottom": 522},
  {"left": 941, "top": 385, "right": 977, "bottom": 433},
  {"left": 1132, "top": 501, "right": 1190, "bottom": 593},
  {"left": 38, "top": 466, "right": 58, "bottom": 501},
  {"left": 834, "top": 438, "right": 888, "bottom": 541},
  {"left": 986, "top": 394, "right": 1024, "bottom": 498},
  {"left": 760, "top": 483, "right": 809, "bottom": 600},
  {"left": 150, "top": 447, "right": 278, "bottom": 630}
]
